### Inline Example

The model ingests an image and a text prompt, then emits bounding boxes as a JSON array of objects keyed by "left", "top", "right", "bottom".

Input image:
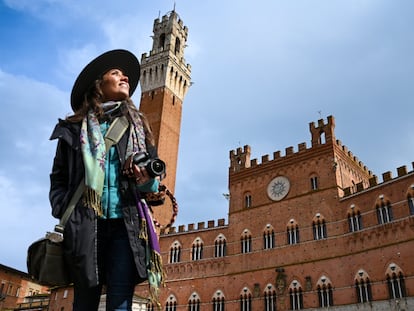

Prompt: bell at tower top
[
  {"left": 140, "top": 10, "right": 191, "bottom": 100},
  {"left": 151, "top": 11, "right": 188, "bottom": 60}
]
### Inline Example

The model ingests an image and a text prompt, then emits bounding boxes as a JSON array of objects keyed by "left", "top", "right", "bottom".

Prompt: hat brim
[{"left": 70, "top": 49, "right": 140, "bottom": 111}]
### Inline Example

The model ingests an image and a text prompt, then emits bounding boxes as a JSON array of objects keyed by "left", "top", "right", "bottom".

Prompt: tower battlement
[
  {"left": 160, "top": 218, "right": 227, "bottom": 236},
  {"left": 229, "top": 116, "right": 370, "bottom": 175},
  {"left": 229, "top": 145, "right": 251, "bottom": 172},
  {"left": 343, "top": 163, "right": 414, "bottom": 197},
  {"left": 334, "top": 139, "right": 371, "bottom": 175},
  {"left": 309, "top": 115, "right": 335, "bottom": 146},
  {"left": 140, "top": 10, "right": 191, "bottom": 100},
  {"left": 154, "top": 11, "right": 188, "bottom": 38}
]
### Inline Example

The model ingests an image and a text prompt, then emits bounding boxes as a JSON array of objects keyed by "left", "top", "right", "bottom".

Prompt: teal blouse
[{"left": 100, "top": 122, "right": 159, "bottom": 219}]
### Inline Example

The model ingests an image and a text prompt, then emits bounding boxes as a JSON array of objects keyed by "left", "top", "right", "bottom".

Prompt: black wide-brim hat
[{"left": 70, "top": 49, "right": 140, "bottom": 111}]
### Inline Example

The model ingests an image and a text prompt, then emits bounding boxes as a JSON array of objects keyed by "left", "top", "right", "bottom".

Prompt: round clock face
[{"left": 267, "top": 176, "right": 290, "bottom": 201}]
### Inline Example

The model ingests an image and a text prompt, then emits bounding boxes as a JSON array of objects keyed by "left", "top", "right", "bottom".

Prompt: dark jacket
[{"left": 49, "top": 118, "right": 153, "bottom": 288}]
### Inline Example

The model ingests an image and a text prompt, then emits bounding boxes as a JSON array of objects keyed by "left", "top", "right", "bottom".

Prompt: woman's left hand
[
  {"left": 122, "top": 153, "right": 151, "bottom": 185},
  {"left": 132, "top": 164, "right": 151, "bottom": 185}
]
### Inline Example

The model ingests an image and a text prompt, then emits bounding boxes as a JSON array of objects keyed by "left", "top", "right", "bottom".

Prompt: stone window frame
[
  {"left": 354, "top": 269, "right": 372, "bottom": 303},
  {"left": 191, "top": 237, "right": 204, "bottom": 261},
  {"left": 188, "top": 292, "right": 201, "bottom": 311},
  {"left": 212, "top": 290, "right": 225, "bottom": 311},
  {"left": 287, "top": 219, "right": 300, "bottom": 245},
  {"left": 312, "top": 213, "right": 327, "bottom": 240},
  {"left": 316, "top": 275, "right": 333, "bottom": 307},
  {"left": 214, "top": 234, "right": 227, "bottom": 258},
  {"left": 347, "top": 204, "right": 363, "bottom": 232},
  {"left": 240, "top": 229, "right": 252, "bottom": 254},
  {"left": 264, "top": 284, "right": 277, "bottom": 311},
  {"left": 169, "top": 240, "right": 182, "bottom": 264},
  {"left": 263, "top": 224, "right": 275, "bottom": 250}
]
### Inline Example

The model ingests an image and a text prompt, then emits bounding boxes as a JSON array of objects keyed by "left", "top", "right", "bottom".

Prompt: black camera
[{"left": 132, "top": 152, "right": 166, "bottom": 178}]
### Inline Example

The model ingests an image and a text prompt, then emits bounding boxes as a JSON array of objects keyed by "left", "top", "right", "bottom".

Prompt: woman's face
[{"left": 100, "top": 68, "right": 130, "bottom": 102}]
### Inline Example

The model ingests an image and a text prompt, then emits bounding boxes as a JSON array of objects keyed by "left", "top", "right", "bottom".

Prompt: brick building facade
[
  {"left": 135, "top": 115, "right": 414, "bottom": 310},
  {"left": 0, "top": 264, "right": 49, "bottom": 311}
]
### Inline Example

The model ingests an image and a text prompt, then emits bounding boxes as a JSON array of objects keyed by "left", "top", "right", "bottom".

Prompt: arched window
[
  {"left": 169, "top": 241, "right": 181, "bottom": 263},
  {"left": 312, "top": 214, "right": 327, "bottom": 240},
  {"left": 347, "top": 204, "right": 362, "bottom": 232},
  {"left": 386, "top": 263, "right": 406, "bottom": 299},
  {"left": 165, "top": 294, "right": 177, "bottom": 311},
  {"left": 214, "top": 234, "right": 227, "bottom": 257},
  {"left": 354, "top": 269, "right": 372, "bottom": 303},
  {"left": 376, "top": 196, "right": 393, "bottom": 224},
  {"left": 212, "top": 290, "right": 225, "bottom": 311},
  {"left": 175, "top": 37, "right": 181, "bottom": 55},
  {"left": 310, "top": 174, "right": 318, "bottom": 190},
  {"left": 263, "top": 225, "right": 275, "bottom": 249},
  {"left": 191, "top": 238, "right": 203, "bottom": 261},
  {"left": 407, "top": 195, "right": 414, "bottom": 215},
  {"left": 289, "top": 280, "right": 303, "bottom": 310},
  {"left": 263, "top": 284, "right": 276, "bottom": 311},
  {"left": 158, "top": 33, "right": 166, "bottom": 50},
  {"left": 317, "top": 276, "right": 333, "bottom": 307},
  {"left": 244, "top": 194, "right": 252, "bottom": 208},
  {"left": 241, "top": 230, "right": 252, "bottom": 253},
  {"left": 287, "top": 219, "right": 300, "bottom": 245},
  {"left": 188, "top": 292, "right": 200, "bottom": 311},
  {"left": 239, "top": 287, "right": 252, "bottom": 311},
  {"left": 319, "top": 131, "right": 326, "bottom": 144}
]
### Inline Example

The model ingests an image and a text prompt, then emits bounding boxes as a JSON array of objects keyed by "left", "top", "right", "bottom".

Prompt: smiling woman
[
  {"left": 100, "top": 69, "right": 130, "bottom": 102},
  {"left": 48, "top": 49, "right": 166, "bottom": 311}
]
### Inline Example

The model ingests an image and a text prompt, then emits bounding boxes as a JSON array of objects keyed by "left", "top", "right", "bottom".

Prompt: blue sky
[{"left": 1, "top": 0, "right": 413, "bottom": 272}]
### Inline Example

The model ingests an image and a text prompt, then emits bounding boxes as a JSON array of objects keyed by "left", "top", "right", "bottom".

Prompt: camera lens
[{"left": 150, "top": 159, "right": 166, "bottom": 175}]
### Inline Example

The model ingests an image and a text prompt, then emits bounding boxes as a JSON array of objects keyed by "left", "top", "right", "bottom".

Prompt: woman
[{"left": 49, "top": 49, "right": 164, "bottom": 311}]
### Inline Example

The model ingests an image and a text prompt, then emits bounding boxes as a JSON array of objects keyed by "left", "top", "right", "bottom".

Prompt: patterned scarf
[{"left": 80, "top": 101, "right": 147, "bottom": 215}]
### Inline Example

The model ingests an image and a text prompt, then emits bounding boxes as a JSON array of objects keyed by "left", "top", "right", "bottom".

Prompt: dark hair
[
  {"left": 67, "top": 79, "right": 104, "bottom": 122},
  {"left": 67, "top": 78, "right": 155, "bottom": 147}
]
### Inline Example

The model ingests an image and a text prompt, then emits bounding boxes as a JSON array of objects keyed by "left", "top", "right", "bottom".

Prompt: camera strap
[
  {"left": 55, "top": 116, "right": 129, "bottom": 234},
  {"left": 149, "top": 184, "right": 179, "bottom": 230}
]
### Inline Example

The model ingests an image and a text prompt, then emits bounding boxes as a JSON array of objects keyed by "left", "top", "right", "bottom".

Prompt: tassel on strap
[
  {"left": 139, "top": 219, "right": 148, "bottom": 240},
  {"left": 148, "top": 250, "right": 166, "bottom": 310}
]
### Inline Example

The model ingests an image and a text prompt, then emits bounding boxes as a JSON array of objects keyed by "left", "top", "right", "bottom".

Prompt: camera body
[{"left": 132, "top": 152, "right": 166, "bottom": 178}]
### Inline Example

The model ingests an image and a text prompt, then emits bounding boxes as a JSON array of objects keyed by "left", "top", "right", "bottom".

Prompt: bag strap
[
  {"left": 54, "top": 116, "right": 129, "bottom": 233},
  {"left": 103, "top": 116, "right": 129, "bottom": 153}
]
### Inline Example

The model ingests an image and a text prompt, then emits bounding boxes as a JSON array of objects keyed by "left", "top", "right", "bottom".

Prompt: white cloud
[
  {"left": 0, "top": 171, "right": 53, "bottom": 271},
  {"left": 0, "top": 70, "right": 67, "bottom": 270}
]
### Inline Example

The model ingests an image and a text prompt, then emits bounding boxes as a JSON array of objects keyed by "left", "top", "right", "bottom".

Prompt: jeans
[{"left": 73, "top": 219, "right": 138, "bottom": 311}]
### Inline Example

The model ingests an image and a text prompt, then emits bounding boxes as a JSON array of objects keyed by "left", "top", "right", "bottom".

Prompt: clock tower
[{"left": 139, "top": 11, "right": 191, "bottom": 225}]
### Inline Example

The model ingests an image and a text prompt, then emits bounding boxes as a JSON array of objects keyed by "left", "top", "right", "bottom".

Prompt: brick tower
[{"left": 139, "top": 11, "right": 191, "bottom": 225}]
